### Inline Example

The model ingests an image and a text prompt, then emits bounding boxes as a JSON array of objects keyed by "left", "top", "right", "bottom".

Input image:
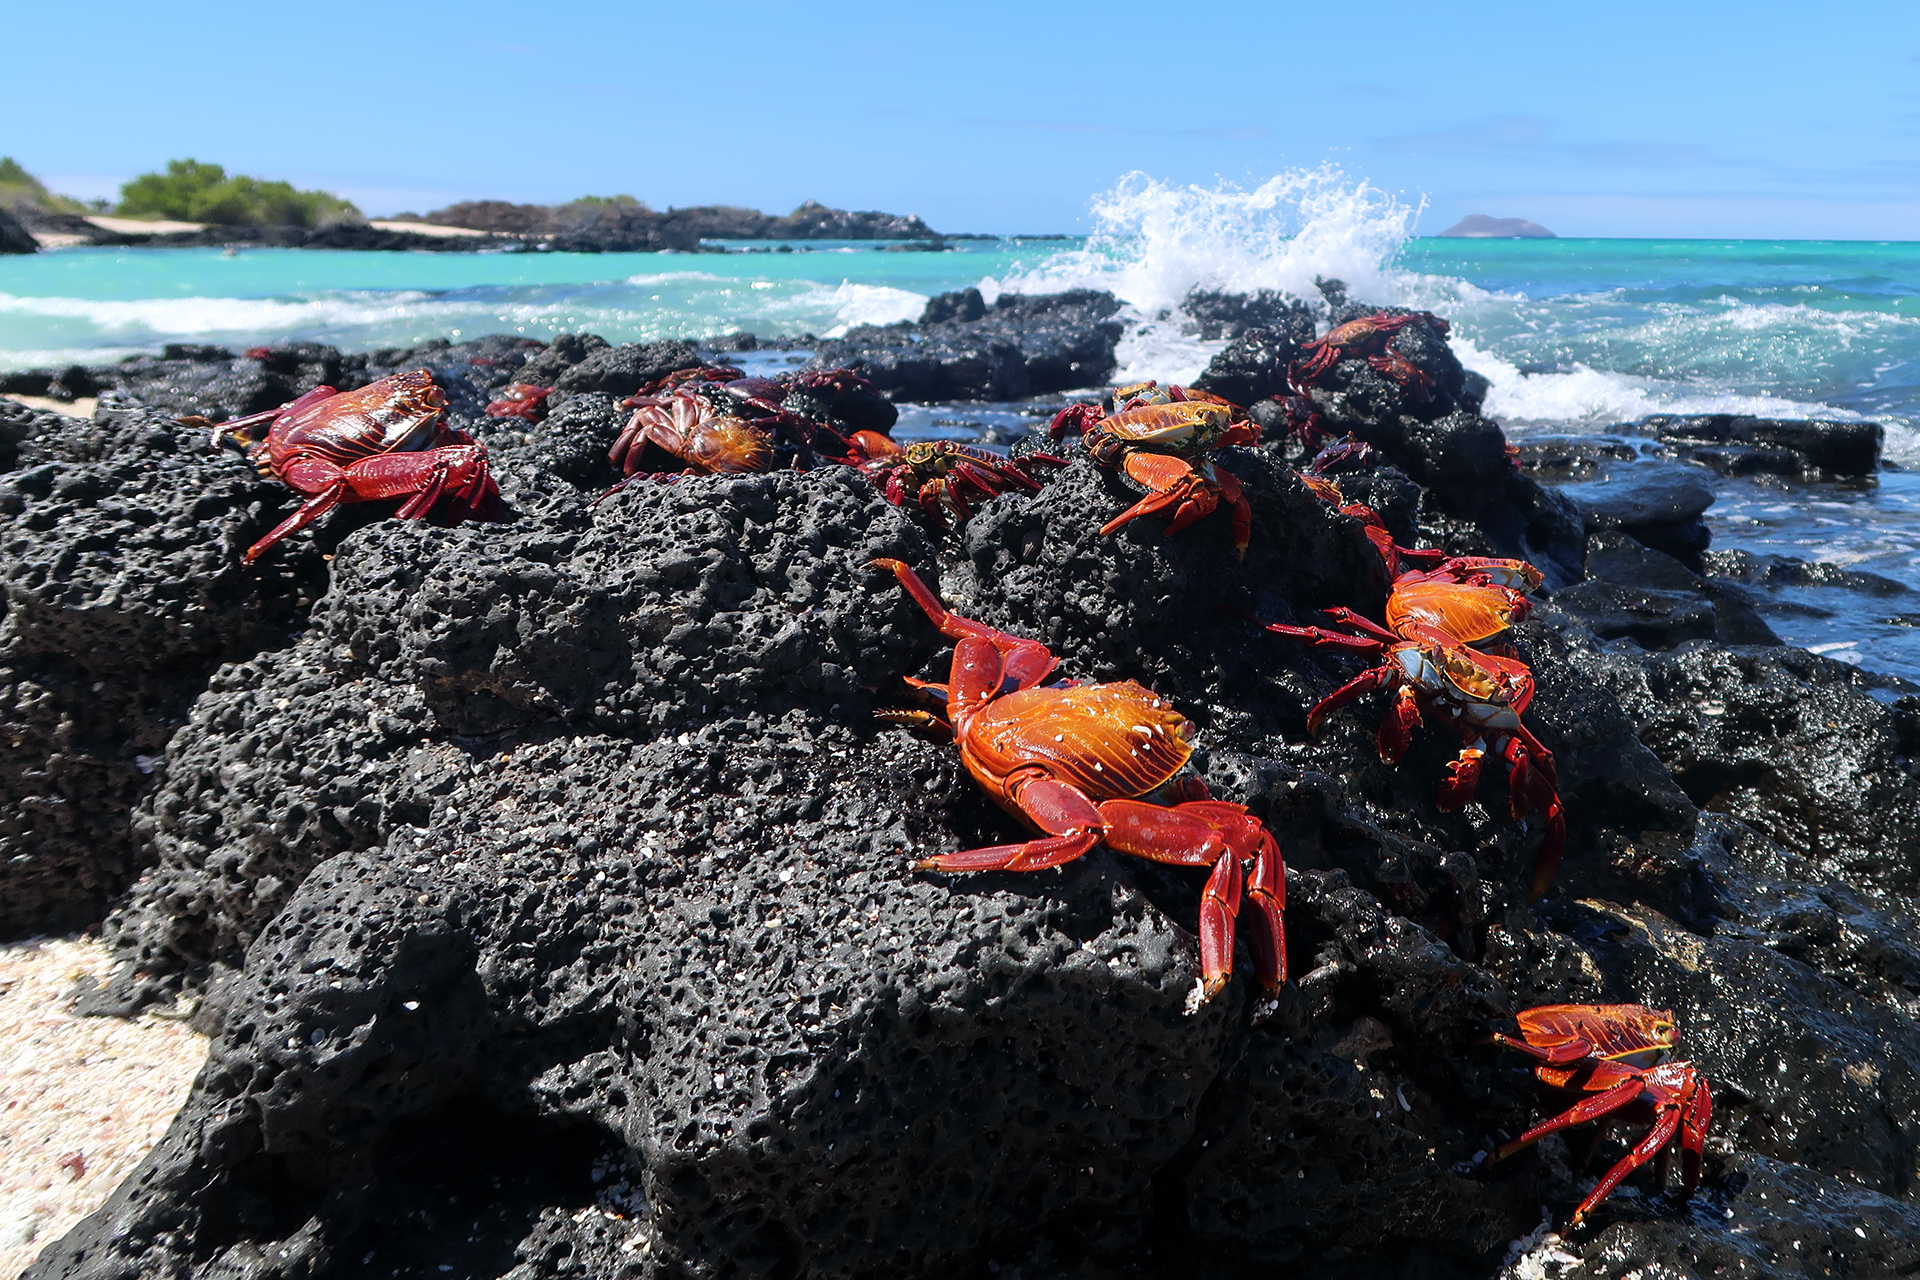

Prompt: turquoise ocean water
[{"left": 2, "top": 172, "right": 1916, "bottom": 680}]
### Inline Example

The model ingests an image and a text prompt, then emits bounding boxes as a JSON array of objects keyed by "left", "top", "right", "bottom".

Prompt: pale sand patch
[
  {"left": 26, "top": 234, "right": 89, "bottom": 250},
  {"left": 0, "top": 936, "right": 208, "bottom": 1280},
  {"left": 83, "top": 215, "right": 207, "bottom": 236},
  {"left": 367, "top": 220, "right": 496, "bottom": 239},
  {"left": 1, "top": 395, "right": 96, "bottom": 420}
]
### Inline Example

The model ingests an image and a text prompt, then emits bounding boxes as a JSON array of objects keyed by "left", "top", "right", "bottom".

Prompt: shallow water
[{"left": 4, "top": 172, "right": 1916, "bottom": 681}]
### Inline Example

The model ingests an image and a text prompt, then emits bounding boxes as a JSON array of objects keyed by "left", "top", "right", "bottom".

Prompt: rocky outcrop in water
[
  {"left": 807, "top": 288, "right": 1125, "bottom": 401},
  {"left": 11, "top": 305, "right": 1920, "bottom": 1279},
  {"left": 0, "top": 205, "right": 36, "bottom": 254},
  {"left": 406, "top": 199, "right": 941, "bottom": 253},
  {"left": 1437, "top": 215, "right": 1556, "bottom": 239}
]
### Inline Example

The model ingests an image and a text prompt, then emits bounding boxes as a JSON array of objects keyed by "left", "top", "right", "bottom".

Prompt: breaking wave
[{"left": 981, "top": 167, "right": 1432, "bottom": 384}]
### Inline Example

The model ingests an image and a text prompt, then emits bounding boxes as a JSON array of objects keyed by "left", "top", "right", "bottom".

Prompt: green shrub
[
  {"left": 0, "top": 158, "right": 91, "bottom": 217},
  {"left": 116, "top": 159, "right": 360, "bottom": 227}
]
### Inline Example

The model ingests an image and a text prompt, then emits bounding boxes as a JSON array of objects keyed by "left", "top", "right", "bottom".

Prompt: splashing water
[{"left": 981, "top": 168, "right": 1430, "bottom": 382}]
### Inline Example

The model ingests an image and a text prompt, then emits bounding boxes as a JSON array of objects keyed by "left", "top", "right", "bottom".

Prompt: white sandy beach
[{"left": 0, "top": 936, "right": 207, "bottom": 1280}]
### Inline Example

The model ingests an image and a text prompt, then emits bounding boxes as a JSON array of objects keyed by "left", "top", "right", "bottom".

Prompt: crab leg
[
  {"left": 1317, "top": 607, "right": 1403, "bottom": 646},
  {"left": 1213, "top": 467, "right": 1252, "bottom": 559},
  {"left": 1244, "top": 828, "right": 1287, "bottom": 988},
  {"left": 1572, "top": 1102, "right": 1684, "bottom": 1226},
  {"left": 872, "top": 558, "right": 1058, "bottom": 690},
  {"left": 1680, "top": 1076, "right": 1713, "bottom": 1190},
  {"left": 1490, "top": 1027, "right": 1600, "bottom": 1067},
  {"left": 1503, "top": 737, "right": 1567, "bottom": 898},
  {"left": 1435, "top": 744, "right": 1486, "bottom": 811},
  {"left": 1494, "top": 1077, "right": 1641, "bottom": 1166},
  {"left": 1303, "top": 663, "right": 1400, "bottom": 736},
  {"left": 1255, "top": 620, "right": 1388, "bottom": 655}
]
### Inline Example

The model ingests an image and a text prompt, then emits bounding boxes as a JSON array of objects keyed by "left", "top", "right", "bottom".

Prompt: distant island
[{"left": 1436, "top": 214, "right": 1556, "bottom": 239}]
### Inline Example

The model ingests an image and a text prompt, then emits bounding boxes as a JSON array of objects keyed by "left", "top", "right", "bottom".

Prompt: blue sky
[{"left": 8, "top": 0, "right": 1917, "bottom": 237}]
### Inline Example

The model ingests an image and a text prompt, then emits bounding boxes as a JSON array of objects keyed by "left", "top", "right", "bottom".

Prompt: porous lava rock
[
  {"left": 0, "top": 396, "right": 327, "bottom": 936},
  {"left": 808, "top": 290, "right": 1124, "bottom": 401},
  {"left": 16, "top": 318, "right": 1920, "bottom": 1280},
  {"left": 1260, "top": 300, "right": 1582, "bottom": 587}
]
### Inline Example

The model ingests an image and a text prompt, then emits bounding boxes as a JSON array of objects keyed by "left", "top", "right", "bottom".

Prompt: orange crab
[
  {"left": 1049, "top": 390, "right": 1256, "bottom": 557},
  {"left": 874, "top": 557, "right": 1286, "bottom": 1003},
  {"left": 1251, "top": 573, "right": 1565, "bottom": 896},
  {"left": 1493, "top": 1004, "right": 1715, "bottom": 1226}
]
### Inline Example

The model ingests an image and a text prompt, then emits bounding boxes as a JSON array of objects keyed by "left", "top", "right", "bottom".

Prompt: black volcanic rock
[
  {"left": 809, "top": 290, "right": 1124, "bottom": 401},
  {"left": 1181, "top": 288, "right": 1315, "bottom": 341},
  {"left": 16, "top": 318, "right": 1920, "bottom": 1280},
  {"left": 0, "top": 204, "right": 36, "bottom": 254},
  {"left": 0, "top": 397, "right": 325, "bottom": 937},
  {"left": 1192, "top": 321, "right": 1317, "bottom": 405},
  {"left": 1559, "top": 463, "right": 1717, "bottom": 569},
  {"left": 1639, "top": 413, "right": 1884, "bottom": 479},
  {"left": 551, "top": 339, "right": 705, "bottom": 397}
]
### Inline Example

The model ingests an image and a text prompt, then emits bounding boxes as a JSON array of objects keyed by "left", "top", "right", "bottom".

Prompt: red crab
[
  {"left": 1252, "top": 577, "right": 1565, "bottom": 896},
  {"left": 1290, "top": 310, "right": 1449, "bottom": 390},
  {"left": 484, "top": 382, "right": 553, "bottom": 422},
  {"left": 874, "top": 557, "right": 1287, "bottom": 1005},
  {"left": 194, "top": 370, "right": 503, "bottom": 563},
  {"left": 1051, "top": 394, "right": 1257, "bottom": 558},
  {"left": 1493, "top": 1004, "right": 1714, "bottom": 1226},
  {"left": 856, "top": 439, "right": 1067, "bottom": 528}
]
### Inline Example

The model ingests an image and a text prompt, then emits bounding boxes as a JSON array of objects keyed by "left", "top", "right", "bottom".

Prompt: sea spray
[{"left": 981, "top": 167, "right": 1431, "bottom": 382}]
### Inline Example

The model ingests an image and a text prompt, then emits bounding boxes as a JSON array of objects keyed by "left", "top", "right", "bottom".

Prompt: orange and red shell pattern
[{"left": 1493, "top": 1004, "right": 1714, "bottom": 1226}]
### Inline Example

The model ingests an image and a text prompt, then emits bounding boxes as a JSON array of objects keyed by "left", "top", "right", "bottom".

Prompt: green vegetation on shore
[
  {"left": 115, "top": 159, "right": 360, "bottom": 227},
  {"left": 0, "top": 158, "right": 95, "bottom": 218}
]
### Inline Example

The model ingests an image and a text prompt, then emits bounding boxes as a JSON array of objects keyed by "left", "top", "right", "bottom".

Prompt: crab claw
[{"left": 1049, "top": 401, "right": 1106, "bottom": 440}]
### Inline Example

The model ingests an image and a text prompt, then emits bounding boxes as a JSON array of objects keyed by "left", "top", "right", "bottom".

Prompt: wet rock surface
[{"left": 11, "top": 305, "right": 1920, "bottom": 1279}]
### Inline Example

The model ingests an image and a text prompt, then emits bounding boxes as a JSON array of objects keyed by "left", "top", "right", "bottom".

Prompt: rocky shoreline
[
  {"left": 5, "top": 293, "right": 1920, "bottom": 1278},
  {"left": 4, "top": 200, "right": 961, "bottom": 255}
]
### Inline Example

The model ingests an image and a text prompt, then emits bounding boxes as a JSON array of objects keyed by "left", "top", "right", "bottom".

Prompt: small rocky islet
[{"left": 3, "top": 284, "right": 1918, "bottom": 1279}]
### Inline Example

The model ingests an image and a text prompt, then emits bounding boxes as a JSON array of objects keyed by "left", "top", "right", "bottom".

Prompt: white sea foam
[
  {"left": 979, "top": 167, "right": 1436, "bottom": 383},
  {"left": 1452, "top": 335, "right": 1856, "bottom": 430},
  {"left": 0, "top": 290, "right": 444, "bottom": 336},
  {"left": 624, "top": 271, "right": 730, "bottom": 286},
  {"left": 984, "top": 167, "right": 1425, "bottom": 316},
  {"left": 763, "top": 281, "right": 927, "bottom": 337}
]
